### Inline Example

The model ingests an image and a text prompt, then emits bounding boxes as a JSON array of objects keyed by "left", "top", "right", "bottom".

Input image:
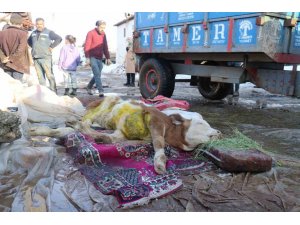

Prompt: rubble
[{"left": 0, "top": 110, "right": 21, "bottom": 143}]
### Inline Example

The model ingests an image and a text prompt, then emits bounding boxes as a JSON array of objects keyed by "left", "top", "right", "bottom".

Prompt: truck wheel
[
  {"left": 198, "top": 77, "right": 233, "bottom": 100},
  {"left": 139, "top": 58, "right": 175, "bottom": 98}
]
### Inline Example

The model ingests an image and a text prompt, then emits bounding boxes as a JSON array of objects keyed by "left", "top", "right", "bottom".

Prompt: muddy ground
[
  {"left": 69, "top": 68, "right": 300, "bottom": 211},
  {"left": 1, "top": 67, "right": 300, "bottom": 212}
]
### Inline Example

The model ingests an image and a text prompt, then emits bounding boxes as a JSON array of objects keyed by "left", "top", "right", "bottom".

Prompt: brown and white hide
[{"left": 30, "top": 96, "right": 221, "bottom": 174}]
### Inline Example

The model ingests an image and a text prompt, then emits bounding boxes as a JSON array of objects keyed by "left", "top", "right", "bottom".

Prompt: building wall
[{"left": 116, "top": 19, "right": 134, "bottom": 65}]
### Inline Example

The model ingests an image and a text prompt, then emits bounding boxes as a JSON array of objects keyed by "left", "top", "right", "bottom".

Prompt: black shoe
[
  {"left": 233, "top": 91, "right": 239, "bottom": 97},
  {"left": 64, "top": 88, "right": 70, "bottom": 96},
  {"left": 99, "top": 93, "right": 104, "bottom": 97},
  {"left": 129, "top": 83, "right": 135, "bottom": 87},
  {"left": 70, "top": 88, "right": 77, "bottom": 96},
  {"left": 124, "top": 83, "right": 130, "bottom": 86}
]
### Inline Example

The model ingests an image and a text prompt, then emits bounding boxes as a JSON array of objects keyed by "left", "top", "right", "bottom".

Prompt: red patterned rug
[{"left": 64, "top": 131, "right": 210, "bottom": 208}]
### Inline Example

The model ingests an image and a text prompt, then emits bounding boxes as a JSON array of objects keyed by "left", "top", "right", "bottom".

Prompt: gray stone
[{"left": 0, "top": 110, "right": 21, "bottom": 143}]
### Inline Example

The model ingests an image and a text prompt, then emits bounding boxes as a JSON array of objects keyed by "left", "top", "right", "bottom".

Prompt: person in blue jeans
[
  {"left": 28, "top": 17, "right": 62, "bottom": 93},
  {"left": 84, "top": 20, "right": 112, "bottom": 97}
]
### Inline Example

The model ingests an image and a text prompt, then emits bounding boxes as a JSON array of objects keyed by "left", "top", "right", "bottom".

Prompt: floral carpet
[{"left": 64, "top": 131, "right": 210, "bottom": 208}]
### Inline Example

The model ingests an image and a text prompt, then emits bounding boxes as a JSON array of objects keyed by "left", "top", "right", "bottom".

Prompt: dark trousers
[
  {"left": 125, "top": 73, "right": 135, "bottom": 85},
  {"left": 3, "top": 69, "right": 23, "bottom": 82}
]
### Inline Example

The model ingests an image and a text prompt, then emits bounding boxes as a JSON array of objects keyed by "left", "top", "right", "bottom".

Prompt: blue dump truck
[{"left": 133, "top": 12, "right": 300, "bottom": 99}]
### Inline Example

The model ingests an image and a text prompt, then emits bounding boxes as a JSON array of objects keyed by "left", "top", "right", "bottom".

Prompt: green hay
[{"left": 194, "top": 129, "right": 263, "bottom": 159}]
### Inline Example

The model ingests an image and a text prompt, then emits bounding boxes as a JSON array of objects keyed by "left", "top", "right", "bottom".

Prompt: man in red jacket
[{"left": 84, "top": 20, "right": 112, "bottom": 97}]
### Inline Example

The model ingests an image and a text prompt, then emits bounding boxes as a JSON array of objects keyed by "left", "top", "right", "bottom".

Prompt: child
[
  {"left": 58, "top": 35, "right": 81, "bottom": 96},
  {"left": 124, "top": 46, "right": 136, "bottom": 87}
]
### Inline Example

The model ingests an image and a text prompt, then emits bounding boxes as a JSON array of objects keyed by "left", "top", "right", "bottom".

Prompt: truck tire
[
  {"left": 197, "top": 77, "right": 233, "bottom": 100},
  {"left": 139, "top": 58, "right": 175, "bottom": 98}
]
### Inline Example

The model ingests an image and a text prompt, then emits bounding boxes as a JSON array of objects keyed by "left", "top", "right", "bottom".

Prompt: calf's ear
[
  {"left": 86, "top": 99, "right": 103, "bottom": 110},
  {"left": 169, "top": 113, "right": 185, "bottom": 125}
]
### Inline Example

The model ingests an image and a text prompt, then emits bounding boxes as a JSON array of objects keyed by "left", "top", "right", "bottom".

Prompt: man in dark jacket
[
  {"left": 84, "top": 20, "right": 112, "bottom": 97},
  {"left": 0, "top": 13, "right": 30, "bottom": 81},
  {"left": 28, "top": 17, "right": 62, "bottom": 93}
]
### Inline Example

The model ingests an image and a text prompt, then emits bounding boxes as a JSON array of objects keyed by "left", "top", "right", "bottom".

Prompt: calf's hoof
[
  {"left": 28, "top": 127, "right": 38, "bottom": 135},
  {"left": 94, "top": 135, "right": 112, "bottom": 144},
  {"left": 154, "top": 152, "right": 167, "bottom": 174}
]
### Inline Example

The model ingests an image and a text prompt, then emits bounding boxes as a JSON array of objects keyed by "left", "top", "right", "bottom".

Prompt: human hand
[
  {"left": 85, "top": 58, "right": 91, "bottom": 66},
  {"left": 105, "top": 59, "right": 112, "bottom": 65},
  {"left": 49, "top": 47, "right": 53, "bottom": 52},
  {"left": 1, "top": 56, "right": 10, "bottom": 64}
]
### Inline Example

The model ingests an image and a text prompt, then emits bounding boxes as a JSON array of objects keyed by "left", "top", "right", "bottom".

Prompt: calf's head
[
  {"left": 184, "top": 117, "right": 221, "bottom": 150},
  {"left": 167, "top": 110, "right": 221, "bottom": 151}
]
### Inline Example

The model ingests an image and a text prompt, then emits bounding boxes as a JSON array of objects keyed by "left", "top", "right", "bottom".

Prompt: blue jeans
[
  {"left": 63, "top": 70, "right": 77, "bottom": 89},
  {"left": 34, "top": 58, "right": 57, "bottom": 92},
  {"left": 87, "top": 57, "right": 104, "bottom": 93}
]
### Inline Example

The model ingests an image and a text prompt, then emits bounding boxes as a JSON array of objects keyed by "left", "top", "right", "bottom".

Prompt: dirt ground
[
  {"left": 65, "top": 68, "right": 300, "bottom": 212},
  {"left": 1, "top": 66, "right": 300, "bottom": 212}
]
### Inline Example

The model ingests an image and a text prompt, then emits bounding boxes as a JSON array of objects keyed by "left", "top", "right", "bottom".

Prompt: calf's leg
[
  {"left": 68, "top": 119, "right": 127, "bottom": 144},
  {"left": 149, "top": 122, "right": 167, "bottom": 174},
  {"left": 29, "top": 126, "right": 74, "bottom": 138},
  {"left": 94, "top": 130, "right": 127, "bottom": 144}
]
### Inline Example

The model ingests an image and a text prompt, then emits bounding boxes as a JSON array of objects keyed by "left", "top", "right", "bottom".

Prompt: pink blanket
[
  {"left": 141, "top": 95, "right": 190, "bottom": 110},
  {"left": 65, "top": 131, "right": 209, "bottom": 208}
]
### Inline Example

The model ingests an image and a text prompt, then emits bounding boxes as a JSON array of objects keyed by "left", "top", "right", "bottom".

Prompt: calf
[{"left": 31, "top": 96, "right": 221, "bottom": 174}]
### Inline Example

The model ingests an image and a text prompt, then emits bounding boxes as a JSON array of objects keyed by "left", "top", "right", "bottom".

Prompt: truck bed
[{"left": 134, "top": 12, "right": 300, "bottom": 63}]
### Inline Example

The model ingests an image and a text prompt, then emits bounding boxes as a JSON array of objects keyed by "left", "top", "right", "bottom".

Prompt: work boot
[
  {"left": 124, "top": 74, "right": 130, "bottom": 86},
  {"left": 70, "top": 88, "right": 77, "bottom": 96},
  {"left": 64, "top": 88, "right": 70, "bottom": 96}
]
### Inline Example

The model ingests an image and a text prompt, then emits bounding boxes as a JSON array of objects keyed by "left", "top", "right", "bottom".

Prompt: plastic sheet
[{"left": 0, "top": 69, "right": 93, "bottom": 211}]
